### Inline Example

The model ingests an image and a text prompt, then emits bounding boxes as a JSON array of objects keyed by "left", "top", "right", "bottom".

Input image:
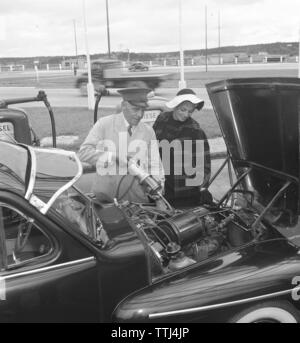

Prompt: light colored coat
[{"left": 78, "top": 112, "right": 164, "bottom": 202}]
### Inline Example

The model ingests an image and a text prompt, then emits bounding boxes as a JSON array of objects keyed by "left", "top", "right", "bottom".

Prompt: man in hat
[
  {"left": 153, "top": 88, "right": 211, "bottom": 207},
  {"left": 78, "top": 88, "right": 164, "bottom": 203}
]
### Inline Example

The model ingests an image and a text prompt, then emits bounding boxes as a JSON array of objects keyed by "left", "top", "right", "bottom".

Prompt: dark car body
[
  {"left": 128, "top": 62, "right": 149, "bottom": 72},
  {"left": 75, "top": 59, "right": 169, "bottom": 95},
  {"left": 1, "top": 78, "right": 300, "bottom": 323}
]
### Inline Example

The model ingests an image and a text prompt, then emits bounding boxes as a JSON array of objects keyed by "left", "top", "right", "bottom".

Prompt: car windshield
[
  {"left": 51, "top": 186, "right": 109, "bottom": 246},
  {"left": 0, "top": 143, "right": 83, "bottom": 215},
  {"left": 52, "top": 187, "right": 92, "bottom": 236},
  {"left": 30, "top": 148, "right": 82, "bottom": 214}
]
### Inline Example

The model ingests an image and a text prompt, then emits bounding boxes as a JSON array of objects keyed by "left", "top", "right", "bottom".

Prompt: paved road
[
  {"left": 0, "top": 62, "right": 298, "bottom": 77},
  {"left": 0, "top": 62, "right": 298, "bottom": 109},
  {"left": 160, "top": 62, "right": 298, "bottom": 71},
  {"left": 0, "top": 86, "right": 213, "bottom": 109}
]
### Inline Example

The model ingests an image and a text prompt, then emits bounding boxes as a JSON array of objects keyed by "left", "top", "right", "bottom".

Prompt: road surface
[
  {"left": 0, "top": 86, "right": 213, "bottom": 109},
  {"left": 0, "top": 62, "right": 298, "bottom": 77},
  {"left": 0, "top": 62, "right": 298, "bottom": 109}
]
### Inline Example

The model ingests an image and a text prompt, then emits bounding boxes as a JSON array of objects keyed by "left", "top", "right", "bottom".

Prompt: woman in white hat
[{"left": 153, "top": 88, "right": 211, "bottom": 207}]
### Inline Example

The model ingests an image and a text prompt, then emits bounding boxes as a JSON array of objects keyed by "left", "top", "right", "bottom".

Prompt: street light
[
  {"left": 73, "top": 19, "right": 78, "bottom": 73},
  {"left": 105, "top": 0, "right": 111, "bottom": 59},
  {"left": 82, "top": 0, "right": 95, "bottom": 110},
  {"left": 218, "top": 10, "right": 221, "bottom": 65},
  {"left": 178, "top": 0, "right": 186, "bottom": 89},
  {"left": 127, "top": 48, "right": 130, "bottom": 63},
  {"left": 298, "top": 25, "right": 300, "bottom": 78},
  {"left": 205, "top": 5, "right": 208, "bottom": 72}
]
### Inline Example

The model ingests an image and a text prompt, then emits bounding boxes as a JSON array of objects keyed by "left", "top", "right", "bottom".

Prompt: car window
[
  {"left": 0, "top": 205, "right": 54, "bottom": 269},
  {"left": 0, "top": 142, "right": 28, "bottom": 196},
  {"left": 53, "top": 188, "right": 98, "bottom": 240}
]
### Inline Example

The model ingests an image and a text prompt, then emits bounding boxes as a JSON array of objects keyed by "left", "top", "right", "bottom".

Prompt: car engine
[
  {"left": 101, "top": 160, "right": 268, "bottom": 277},
  {"left": 118, "top": 200, "right": 266, "bottom": 277}
]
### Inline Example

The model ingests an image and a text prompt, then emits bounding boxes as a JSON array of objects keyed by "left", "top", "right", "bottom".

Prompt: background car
[
  {"left": 75, "top": 59, "right": 167, "bottom": 96},
  {"left": 128, "top": 62, "right": 149, "bottom": 72}
]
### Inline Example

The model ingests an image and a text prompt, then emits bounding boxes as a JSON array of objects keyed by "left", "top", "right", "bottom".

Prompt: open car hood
[
  {"left": 0, "top": 141, "right": 82, "bottom": 214},
  {"left": 206, "top": 78, "right": 300, "bottom": 213}
]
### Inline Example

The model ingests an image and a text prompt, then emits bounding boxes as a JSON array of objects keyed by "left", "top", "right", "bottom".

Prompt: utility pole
[
  {"left": 105, "top": 0, "right": 111, "bottom": 59},
  {"left": 205, "top": 5, "right": 208, "bottom": 72},
  {"left": 298, "top": 25, "right": 300, "bottom": 78},
  {"left": 218, "top": 10, "right": 221, "bottom": 65},
  {"left": 73, "top": 19, "right": 78, "bottom": 71},
  {"left": 82, "top": 0, "right": 95, "bottom": 110},
  {"left": 178, "top": 0, "right": 186, "bottom": 88}
]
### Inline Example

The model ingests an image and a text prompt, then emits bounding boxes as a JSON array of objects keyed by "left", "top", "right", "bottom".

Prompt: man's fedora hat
[
  {"left": 118, "top": 88, "right": 151, "bottom": 108},
  {"left": 166, "top": 88, "right": 205, "bottom": 110}
]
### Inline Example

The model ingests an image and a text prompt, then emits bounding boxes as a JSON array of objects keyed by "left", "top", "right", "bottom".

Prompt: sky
[{"left": 0, "top": 0, "right": 299, "bottom": 57}]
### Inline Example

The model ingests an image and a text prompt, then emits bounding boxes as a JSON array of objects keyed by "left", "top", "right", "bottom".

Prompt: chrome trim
[
  {"left": 24, "top": 145, "right": 36, "bottom": 200},
  {"left": 0, "top": 203, "right": 33, "bottom": 223},
  {"left": 23, "top": 147, "right": 83, "bottom": 215},
  {"left": 39, "top": 149, "right": 83, "bottom": 214},
  {"left": 149, "top": 289, "right": 292, "bottom": 319},
  {"left": 2, "top": 257, "right": 96, "bottom": 280}
]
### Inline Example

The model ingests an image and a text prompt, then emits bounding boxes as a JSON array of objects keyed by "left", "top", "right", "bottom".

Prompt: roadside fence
[{"left": 0, "top": 55, "right": 299, "bottom": 72}]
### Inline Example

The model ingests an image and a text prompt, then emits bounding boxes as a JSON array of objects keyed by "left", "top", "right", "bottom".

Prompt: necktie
[{"left": 128, "top": 125, "right": 132, "bottom": 136}]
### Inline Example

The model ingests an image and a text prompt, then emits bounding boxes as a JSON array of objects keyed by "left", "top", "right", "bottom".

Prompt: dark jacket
[{"left": 153, "top": 111, "right": 211, "bottom": 207}]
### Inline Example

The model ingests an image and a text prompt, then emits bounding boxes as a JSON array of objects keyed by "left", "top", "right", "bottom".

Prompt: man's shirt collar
[{"left": 121, "top": 112, "right": 138, "bottom": 133}]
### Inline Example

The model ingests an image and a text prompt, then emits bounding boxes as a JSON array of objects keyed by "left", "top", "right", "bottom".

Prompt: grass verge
[{"left": 24, "top": 106, "right": 221, "bottom": 150}]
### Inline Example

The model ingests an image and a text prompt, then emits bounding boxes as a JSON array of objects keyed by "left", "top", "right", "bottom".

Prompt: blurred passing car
[
  {"left": 75, "top": 59, "right": 168, "bottom": 96},
  {"left": 128, "top": 62, "right": 149, "bottom": 72}
]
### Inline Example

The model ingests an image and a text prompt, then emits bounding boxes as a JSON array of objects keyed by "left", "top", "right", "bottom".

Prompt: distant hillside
[
  {"left": 0, "top": 41, "right": 298, "bottom": 67},
  {"left": 130, "top": 42, "right": 299, "bottom": 60},
  {"left": 186, "top": 42, "right": 299, "bottom": 57}
]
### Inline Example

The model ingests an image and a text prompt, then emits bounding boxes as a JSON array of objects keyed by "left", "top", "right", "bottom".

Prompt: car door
[{"left": 0, "top": 200, "right": 101, "bottom": 322}]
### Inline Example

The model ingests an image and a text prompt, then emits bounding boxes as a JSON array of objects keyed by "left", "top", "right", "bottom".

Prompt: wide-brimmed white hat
[{"left": 166, "top": 88, "right": 205, "bottom": 110}]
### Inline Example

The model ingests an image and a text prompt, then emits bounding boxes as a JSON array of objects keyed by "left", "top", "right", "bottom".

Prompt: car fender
[{"left": 113, "top": 238, "right": 300, "bottom": 322}]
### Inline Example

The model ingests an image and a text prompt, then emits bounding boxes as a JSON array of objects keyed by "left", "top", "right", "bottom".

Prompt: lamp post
[
  {"left": 73, "top": 19, "right": 78, "bottom": 73},
  {"left": 34, "top": 61, "right": 39, "bottom": 84},
  {"left": 105, "top": 0, "right": 111, "bottom": 59},
  {"left": 82, "top": 0, "right": 95, "bottom": 110},
  {"left": 178, "top": 0, "right": 186, "bottom": 89},
  {"left": 298, "top": 25, "right": 300, "bottom": 78},
  {"left": 205, "top": 5, "right": 208, "bottom": 72},
  {"left": 218, "top": 10, "right": 221, "bottom": 65}
]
